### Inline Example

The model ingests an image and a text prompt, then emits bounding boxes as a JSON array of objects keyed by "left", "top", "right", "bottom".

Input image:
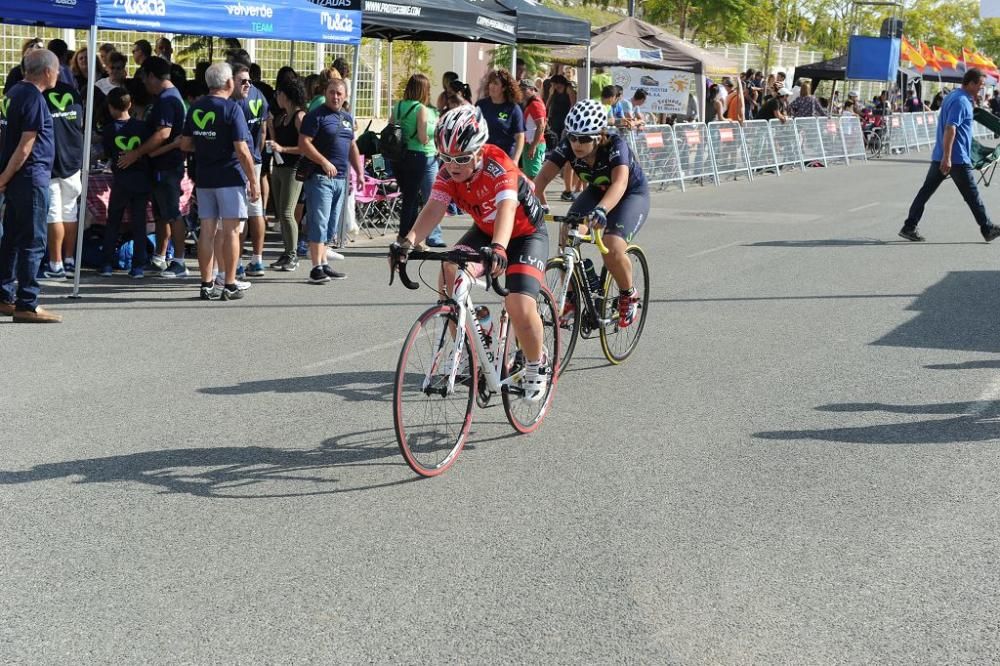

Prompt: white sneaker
[
  {"left": 215, "top": 276, "right": 252, "bottom": 291},
  {"left": 326, "top": 248, "right": 345, "bottom": 261},
  {"left": 521, "top": 353, "right": 551, "bottom": 403}
]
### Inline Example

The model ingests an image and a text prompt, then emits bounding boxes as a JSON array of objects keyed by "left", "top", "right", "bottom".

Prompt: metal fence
[
  {"left": 743, "top": 120, "right": 780, "bottom": 174},
  {"left": 708, "top": 121, "right": 751, "bottom": 181},
  {"left": 624, "top": 115, "right": 867, "bottom": 190},
  {"left": 795, "top": 117, "right": 826, "bottom": 166},
  {"left": 624, "top": 125, "right": 685, "bottom": 191},
  {"left": 673, "top": 123, "right": 718, "bottom": 186}
]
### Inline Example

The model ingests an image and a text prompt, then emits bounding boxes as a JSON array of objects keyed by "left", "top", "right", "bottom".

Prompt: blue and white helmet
[{"left": 564, "top": 99, "right": 607, "bottom": 135}]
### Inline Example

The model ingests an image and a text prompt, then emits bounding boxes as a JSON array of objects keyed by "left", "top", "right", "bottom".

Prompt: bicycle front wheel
[
  {"left": 393, "top": 305, "right": 477, "bottom": 477},
  {"left": 544, "top": 257, "right": 582, "bottom": 376},
  {"left": 599, "top": 245, "right": 650, "bottom": 364},
  {"left": 501, "top": 287, "right": 560, "bottom": 433}
]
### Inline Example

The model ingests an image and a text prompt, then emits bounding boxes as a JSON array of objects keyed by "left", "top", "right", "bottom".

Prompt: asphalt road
[{"left": 3, "top": 151, "right": 1000, "bottom": 663}]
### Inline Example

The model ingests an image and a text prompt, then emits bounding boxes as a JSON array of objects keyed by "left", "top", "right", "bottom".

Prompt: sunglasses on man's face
[
  {"left": 439, "top": 153, "right": 475, "bottom": 165},
  {"left": 568, "top": 133, "right": 596, "bottom": 144},
  {"left": 237, "top": 78, "right": 251, "bottom": 86}
]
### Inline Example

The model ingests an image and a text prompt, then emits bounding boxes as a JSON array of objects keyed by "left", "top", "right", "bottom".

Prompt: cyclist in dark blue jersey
[{"left": 534, "top": 99, "right": 650, "bottom": 327}]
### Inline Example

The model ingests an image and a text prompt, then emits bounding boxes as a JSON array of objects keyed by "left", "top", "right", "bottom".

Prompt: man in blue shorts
[{"left": 899, "top": 68, "right": 1000, "bottom": 242}]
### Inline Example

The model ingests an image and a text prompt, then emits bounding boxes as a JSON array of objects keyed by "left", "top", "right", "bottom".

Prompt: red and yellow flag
[
  {"left": 920, "top": 41, "right": 942, "bottom": 72},
  {"left": 901, "top": 37, "right": 927, "bottom": 68},
  {"left": 933, "top": 45, "right": 960, "bottom": 69}
]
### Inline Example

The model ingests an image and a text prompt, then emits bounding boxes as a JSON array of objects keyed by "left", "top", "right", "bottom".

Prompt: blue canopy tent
[{"left": 1, "top": 0, "right": 362, "bottom": 296}]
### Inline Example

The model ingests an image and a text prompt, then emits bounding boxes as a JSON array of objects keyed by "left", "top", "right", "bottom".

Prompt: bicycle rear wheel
[
  {"left": 544, "top": 257, "right": 582, "bottom": 376},
  {"left": 599, "top": 245, "right": 650, "bottom": 364},
  {"left": 393, "top": 305, "right": 477, "bottom": 477},
  {"left": 501, "top": 287, "right": 560, "bottom": 433}
]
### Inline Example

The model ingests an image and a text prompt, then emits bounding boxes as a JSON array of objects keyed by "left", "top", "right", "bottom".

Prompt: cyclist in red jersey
[{"left": 390, "top": 106, "right": 551, "bottom": 400}]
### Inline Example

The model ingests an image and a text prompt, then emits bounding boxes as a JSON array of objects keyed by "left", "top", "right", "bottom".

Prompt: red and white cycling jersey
[{"left": 430, "top": 144, "right": 543, "bottom": 239}]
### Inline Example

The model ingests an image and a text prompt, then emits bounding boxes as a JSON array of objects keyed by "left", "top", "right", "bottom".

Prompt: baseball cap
[
  {"left": 848, "top": 90, "right": 860, "bottom": 97},
  {"left": 519, "top": 78, "right": 537, "bottom": 90},
  {"left": 778, "top": 87, "right": 792, "bottom": 96}
]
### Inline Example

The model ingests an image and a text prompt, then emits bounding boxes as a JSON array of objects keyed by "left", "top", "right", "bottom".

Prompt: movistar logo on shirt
[
  {"left": 0, "top": 97, "right": 9, "bottom": 117},
  {"left": 192, "top": 109, "right": 218, "bottom": 137},
  {"left": 48, "top": 91, "right": 74, "bottom": 112},
  {"left": 115, "top": 135, "right": 142, "bottom": 151},
  {"left": 578, "top": 172, "right": 611, "bottom": 187},
  {"left": 248, "top": 99, "right": 263, "bottom": 117}
]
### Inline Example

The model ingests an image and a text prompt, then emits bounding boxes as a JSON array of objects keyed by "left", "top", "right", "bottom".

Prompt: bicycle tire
[
  {"left": 544, "top": 257, "right": 582, "bottom": 376},
  {"left": 868, "top": 132, "right": 882, "bottom": 158},
  {"left": 501, "top": 287, "right": 560, "bottom": 433},
  {"left": 393, "top": 304, "right": 477, "bottom": 477},
  {"left": 599, "top": 245, "right": 650, "bottom": 364}
]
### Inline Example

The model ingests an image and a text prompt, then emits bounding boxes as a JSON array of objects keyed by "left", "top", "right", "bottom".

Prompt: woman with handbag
[
  {"left": 391, "top": 74, "right": 446, "bottom": 247},
  {"left": 265, "top": 78, "right": 307, "bottom": 271}
]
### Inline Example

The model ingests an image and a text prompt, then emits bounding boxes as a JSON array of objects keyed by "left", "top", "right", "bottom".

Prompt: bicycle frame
[{"left": 548, "top": 217, "right": 614, "bottom": 332}]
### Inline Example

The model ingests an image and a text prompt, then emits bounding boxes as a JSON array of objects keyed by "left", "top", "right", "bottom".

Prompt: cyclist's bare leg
[
  {"left": 601, "top": 234, "right": 633, "bottom": 292},
  {"left": 505, "top": 293, "right": 544, "bottom": 361}
]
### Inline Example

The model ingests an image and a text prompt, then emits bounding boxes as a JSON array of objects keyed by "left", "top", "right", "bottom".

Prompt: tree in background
[{"left": 490, "top": 44, "right": 551, "bottom": 78}]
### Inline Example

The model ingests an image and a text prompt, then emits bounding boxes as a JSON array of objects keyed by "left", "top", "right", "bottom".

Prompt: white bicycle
[{"left": 389, "top": 248, "right": 560, "bottom": 477}]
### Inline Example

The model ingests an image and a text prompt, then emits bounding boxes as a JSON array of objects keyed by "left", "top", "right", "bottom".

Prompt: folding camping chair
[
  {"left": 972, "top": 108, "right": 1000, "bottom": 186},
  {"left": 353, "top": 158, "right": 401, "bottom": 238}
]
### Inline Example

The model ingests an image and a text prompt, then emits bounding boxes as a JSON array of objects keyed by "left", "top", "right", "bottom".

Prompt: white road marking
[
  {"left": 848, "top": 202, "right": 880, "bottom": 213},
  {"left": 685, "top": 241, "right": 743, "bottom": 258},
  {"left": 302, "top": 339, "right": 403, "bottom": 370},
  {"left": 967, "top": 375, "right": 1000, "bottom": 417}
]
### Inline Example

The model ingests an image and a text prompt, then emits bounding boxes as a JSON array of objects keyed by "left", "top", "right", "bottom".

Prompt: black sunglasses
[{"left": 568, "top": 133, "right": 596, "bottom": 144}]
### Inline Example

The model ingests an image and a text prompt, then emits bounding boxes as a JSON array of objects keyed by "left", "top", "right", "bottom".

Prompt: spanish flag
[
  {"left": 920, "top": 41, "right": 942, "bottom": 72},
  {"left": 933, "top": 45, "right": 960, "bottom": 69},
  {"left": 901, "top": 37, "right": 927, "bottom": 68}
]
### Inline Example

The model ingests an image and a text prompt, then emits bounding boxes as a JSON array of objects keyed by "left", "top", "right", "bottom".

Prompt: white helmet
[
  {"left": 564, "top": 99, "right": 607, "bottom": 135},
  {"left": 435, "top": 105, "right": 490, "bottom": 155}
]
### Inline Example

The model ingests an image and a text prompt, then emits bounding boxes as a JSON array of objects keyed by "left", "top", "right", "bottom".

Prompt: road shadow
[
  {"left": 0, "top": 422, "right": 524, "bottom": 498},
  {"left": 754, "top": 400, "right": 1000, "bottom": 445},
  {"left": 0, "top": 428, "right": 412, "bottom": 498},
  {"left": 925, "top": 360, "right": 1000, "bottom": 370},
  {"left": 874, "top": 271, "right": 1000, "bottom": 354},
  {"left": 200, "top": 371, "right": 396, "bottom": 403}
]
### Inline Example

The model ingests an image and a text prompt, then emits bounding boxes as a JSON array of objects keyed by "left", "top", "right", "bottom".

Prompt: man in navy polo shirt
[
  {"left": 0, "top": 49, "right": 61, "bottom": 323},
  {"left": 231, "top": 62, "right": 269, "bottom": 277},
  {"left": 181, "top": 62, "right": 260, "bottom": 301},
  {"left": 900, "top": 68, "right": 1000, "bottom": 242},
  {"left": 118, "top": 56, "right": 190, "bottom": 277},
  {"left": 42, "top": 79, "right": 84, "bottom": 280}
]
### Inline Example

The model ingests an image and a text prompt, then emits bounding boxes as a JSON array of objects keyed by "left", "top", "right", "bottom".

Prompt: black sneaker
[
  {"left": 200, "top": 285, "right": 221, "bottom": 300},
  {"left": 284, "top": 256, "right": 299, "bottom": 272},
  {"left": 983, "top": 226, "right": 1000, "bottom": 242},
  {"left": 559, "top": 191, "right": 575, "bottom": 202},
  {"left": 221, "top": 286, "right": 244, "bottom": 301},
  {"left": 322, "top": 264, "right": 347, "bottom": 280},
  {"left": 270, "top": 254, "right": 291, "bottom": 270},
  {"left": 309, "top": 266, "right": 331, "bottom": 284},
  {"left": 898, "top": 227, "right": 925, "bottom": 242}
]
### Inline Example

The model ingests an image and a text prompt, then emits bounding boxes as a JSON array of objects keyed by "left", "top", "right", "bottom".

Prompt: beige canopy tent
[{"left": 552, "top": 17, "right": 739, "bottom": 118}]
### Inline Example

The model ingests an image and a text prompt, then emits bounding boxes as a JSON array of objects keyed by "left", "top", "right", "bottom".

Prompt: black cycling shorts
[
  {"left": 455, "top": 226, "right": 549, "bottom": 298},
  {"left": 569, "top": 186, "right": 650, "bottom": 244}
]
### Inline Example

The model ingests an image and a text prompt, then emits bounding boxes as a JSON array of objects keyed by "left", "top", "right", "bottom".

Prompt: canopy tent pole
[
  {"left": 387, "top": 40, "right": 394, "bottom": 110},
  {"left": 512, "top": 46, "right": 517, "bottom": 75},
  {"left": 351, "top": 41, "right": 362, "bottom": 108},
  {"left": 697, "top": 73, "right": 706, "bottom": 122},
  {"left": 584, "top": 43, "right": 592, "bottom": 100},
  {"left": 290, "top": 40, "right": 296, "bottom": 67},
  {"left": 71, "top": 24, "right": 98, "bottom": 298}
]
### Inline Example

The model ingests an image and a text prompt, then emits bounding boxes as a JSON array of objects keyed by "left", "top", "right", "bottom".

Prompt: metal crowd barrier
[
  {"left": 818, "top": 117, "right": 848, "bottom": 164},
  {"left": 625, "top": 125, "right": 685, "bottom": 191},
  {"left": 886, "top": 114, "right": 908, "bottom": 154},
  {"left": 673, "top": 122, "right": 719, "bottom": 186},
  {"left": 912, "top": 112, "right": 932, "bottom": 147},
  {"left": 923, "top": 112, "right": 938, "bottom": 146},
  {"left": 840, "top": 114, "right": 867, "bottom": 162},
  {"left": 795, "top": 117, "right": 827, "bottom": 166},
  {"left": 742, "top": 120, "right": 780, "bottom": 175},
  {"left": 708, "top": 121, "right": 752, "bottom": 181},
  {"left": 901, "top": 113, "right": 921, "bottom": 151},
  {"left": 769, "top": 119, "right": 805, "bottom": 170}
]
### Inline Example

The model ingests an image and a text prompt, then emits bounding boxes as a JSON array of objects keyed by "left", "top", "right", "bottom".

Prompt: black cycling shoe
[
  {"left": 983, "top": 226, "right": 1000, "bottom": 242},
  {"left": 898, "top": 227, "right": 925, "bottom": 242}
]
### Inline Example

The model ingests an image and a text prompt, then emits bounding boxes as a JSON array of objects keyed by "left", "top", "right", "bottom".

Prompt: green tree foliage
[
  {"left": 490, "top": 44, "right": 552, "bottom": 77},
  {"left": 392, "top": 41, "right": 432, "bottom": 100}
]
